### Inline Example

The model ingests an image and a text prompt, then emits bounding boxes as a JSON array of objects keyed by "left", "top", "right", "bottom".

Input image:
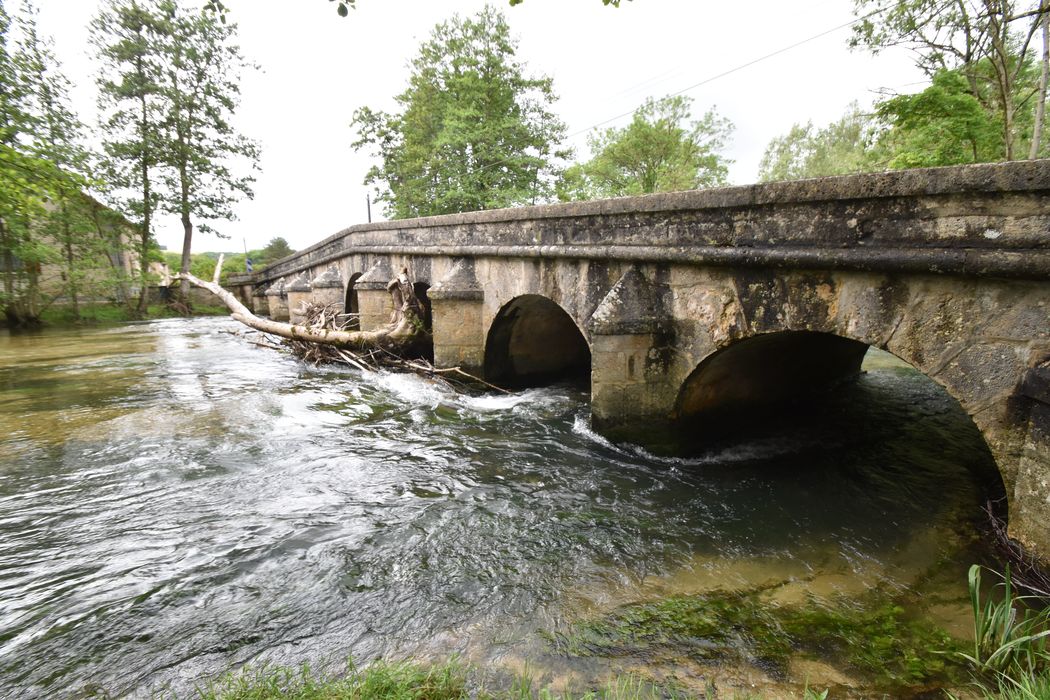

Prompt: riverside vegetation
[{"left": 141, "top": 564, "right": 1049, "bottom": 700}]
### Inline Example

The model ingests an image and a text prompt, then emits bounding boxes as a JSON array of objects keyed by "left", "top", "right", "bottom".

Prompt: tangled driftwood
[
  {"left": 178, "top": 266, "right": 430, "bottom": 356},
  {"left": 177, "top": 265, "right": 506, "bottom": 393}
]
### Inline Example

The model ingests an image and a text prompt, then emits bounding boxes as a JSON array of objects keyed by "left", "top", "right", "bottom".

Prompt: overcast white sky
[{"left": 36, "top": 0, "right": 923, "bottom": 254}]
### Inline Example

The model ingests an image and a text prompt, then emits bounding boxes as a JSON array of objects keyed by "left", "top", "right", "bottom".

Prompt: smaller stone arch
[
  {"left": 484, "top": 294, "right": 590, "bottom": 388},
  {"left": 413, "top": 281, "right": 433, "bottom": 332},
  {"left": 344, "top": 272, "right": 363, "bottom": 330}
]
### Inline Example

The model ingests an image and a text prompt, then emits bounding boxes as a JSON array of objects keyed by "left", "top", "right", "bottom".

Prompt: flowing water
[{"left": 0, "top": 318, "right": 1004, "bottom": 698}]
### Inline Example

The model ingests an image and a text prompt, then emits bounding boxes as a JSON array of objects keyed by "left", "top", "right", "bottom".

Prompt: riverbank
[{"left": 34, "top": 303, "right": 230, "bottom": 327}]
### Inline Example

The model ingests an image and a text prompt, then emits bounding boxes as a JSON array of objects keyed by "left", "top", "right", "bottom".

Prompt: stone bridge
[{"left": 240, "top": 160, "right": 1050, "bottom": 557}]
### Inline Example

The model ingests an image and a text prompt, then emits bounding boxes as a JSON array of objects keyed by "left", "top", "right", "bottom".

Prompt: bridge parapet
[{"left": 255, "top": 160, "right": 1050, "bottom": 286}]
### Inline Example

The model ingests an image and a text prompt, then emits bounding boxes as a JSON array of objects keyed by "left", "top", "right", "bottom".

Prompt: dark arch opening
[
  {"left": 669, "top": 330, "right": 1007, "bottom": 516},
  {"left": 413, "top": 282, "right": 432, "bottom": 333},
  {"left": 484, "top": 295, "right": 590, "bottom": 388},
  {"left": 675, "top": 331, "right": 869, "bottom": 435},
  {"left": 343, "top": 272, "right": 363, "bottom": 330}
]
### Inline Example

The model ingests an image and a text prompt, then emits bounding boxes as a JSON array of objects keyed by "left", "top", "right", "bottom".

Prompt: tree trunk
[
  {"left": 60, "top": 198, "right": 79, "bottom": 319},
  {"left": 0, "top": 217, "right": 16, "bottom": 326},
  {"left": 135, "top": 57, "right": 152, "bottom": 315},
  {"left": 1031, "top": 6, "right": 1049, "bottom": 160},
  {"left": 176, "top": 267, "right": 430, "bottom": 357},
  {"left": 178, "top": 175, "right": 192, "bottom": 304},
  {"left": 137, "top": 127, "right": 151, "bottom": 315},
  {"left": 136, "top": 222, "right": 150, "bottom": 316}
]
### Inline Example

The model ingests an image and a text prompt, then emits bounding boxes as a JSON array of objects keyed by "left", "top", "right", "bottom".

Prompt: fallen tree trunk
[{"left": 176, "top": 267, "right": 430, "bottom": 356}]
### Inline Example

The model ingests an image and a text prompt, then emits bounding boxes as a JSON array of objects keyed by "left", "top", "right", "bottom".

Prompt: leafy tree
[
  {"left": 0, "top": 0, "right": 94, "bottom": 326},
  {"left": 156, "top": 1, "right": 258, "bottom": 302},
  {"left": 260, "top": 236, "right": 293, "bottom": 262},
  {"left": 874, "top": 69, "right": 1003, "bottom": 167},
  {"left": 851, "top": 0, "right": 1050, "bottom": 159},
  {"left": 203, "top": 0, "right": 629, "bottom": 20},
  {"left": 351, "top": 5, "right": 568, "bottom": 218},
  {"left": 17, "top": 1, "right": 104, "bottom": 319},
  {"left": 1033, "top": 9, "right": 1049, "bottom": 157},
  {"left": 94, "top": 0, "right": 167, "bottom": 315},
  {"left": 0, "top": 0, "right": 39, "bottom": 325},
  {"left": 758, "top": 103, "right": 877, "bottom": 182},
  {"left": 559, "top": 95, "right": 732, "bottom": 200}
]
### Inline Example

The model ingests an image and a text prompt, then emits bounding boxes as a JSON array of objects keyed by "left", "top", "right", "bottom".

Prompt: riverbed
[{"left": 0, "top": 317, "right": 1004, "bottom": 697}]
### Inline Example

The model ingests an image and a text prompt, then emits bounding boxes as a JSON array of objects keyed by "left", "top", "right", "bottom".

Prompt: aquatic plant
[
  {"left": 193, "top": 659, "right": 470, "bottom": 700},
  {"left": 188, "top": 659, "right": 680, "bottom": 700},
  {"left": 986, "top": 670, "right": 1050, "bottom": 699},
  {"left": 960, "top": 564, "right": 1050, "bottom": 679},
  {"left": 546, "top": 588, "right": 966, "bottom": 692}
]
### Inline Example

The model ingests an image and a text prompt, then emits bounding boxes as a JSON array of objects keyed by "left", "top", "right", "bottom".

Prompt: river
[{"left": 0, "top": 317, "right": 1004, "bottom": 698}]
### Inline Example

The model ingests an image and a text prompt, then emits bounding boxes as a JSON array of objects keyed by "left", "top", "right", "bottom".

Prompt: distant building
[{"left": 1, "top": 193, "right": 142, "bottom": 314}]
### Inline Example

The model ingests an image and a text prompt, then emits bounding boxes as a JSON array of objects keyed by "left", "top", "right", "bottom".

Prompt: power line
[
  {"left": 566, "top": 9, "right": 885, "bottom": 141},
  {"left": 463, "top": 6, "right": 890, "bottom": 182}
]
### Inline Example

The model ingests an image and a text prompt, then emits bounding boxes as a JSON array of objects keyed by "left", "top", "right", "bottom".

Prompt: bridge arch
[
  {"left": 484, "top": 294, "right": 590, "bottom": 388},
  {"left": 673, "top": 330, "right": 868, "bottom": 431},
  {"left": 343, "top": 272, "right": 363, "bottom": 329},
  {"left": 671, "top": 328, "right": 1008, "bottom": 515},
  {"left": 414, "top": 282, "right": 432, "bottom": 332}
]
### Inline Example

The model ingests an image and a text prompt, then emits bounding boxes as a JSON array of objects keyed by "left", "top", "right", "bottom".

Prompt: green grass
[
  {"left": 192, "top": 659, "right": 470, "bottom": 700},
  {"left": 182, "top": 660, "right": 680, "bottom": 700},
  {"left": 961, "top": 565, "right": 1050, "bottom": 679},
  {"left": 985, "top": 671, "right": 1050, "bottom": 699}
]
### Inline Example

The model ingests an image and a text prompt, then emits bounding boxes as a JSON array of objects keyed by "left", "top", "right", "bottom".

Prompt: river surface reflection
[{"left": 0, "top": 318, "right": 1002, "bottom": 697}]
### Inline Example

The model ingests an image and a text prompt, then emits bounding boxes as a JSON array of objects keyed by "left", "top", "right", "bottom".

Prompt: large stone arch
[
  {"left": 483, "top": 294, "right": 591, "bottom": 388},
  {"left": 587, "top": 265, "right": 1047, "bottom": 552},
  {"left": 672, "top": 330, "right": 869, "bottom": 431}
]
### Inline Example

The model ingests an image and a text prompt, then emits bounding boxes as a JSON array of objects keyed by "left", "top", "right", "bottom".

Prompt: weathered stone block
[
  {"left": 432, "top": 298, "right": 484, "bottom": 371},
  {"left": 286, "top": 272, "right": 313, "bottom": 325},
  {"left": 358, "top": 289, "right": 392, "bottom": 332},
  {"left": 1013, "top": 400, "right": 1050, "bottom": 559},
  {"left": 309, "top": 268, "right": 345, "bottom": 312}
]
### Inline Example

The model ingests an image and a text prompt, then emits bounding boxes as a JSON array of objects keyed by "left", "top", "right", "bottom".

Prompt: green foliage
[
  {"left": 559, "top": 95, "right": 732, "bottom": 200},
  {"left": 93, "top": 0, "right": 169, "bottom": 313},
  {"left": 758, "top": 65, "right": 1032, "bottom": 181},
  {"left": 960, "top": 564, "right": 1050, "bottom": 680},
  {"left": 205, "top": 0, "right": 626, "bottom": 21},
  {"left": 875, "top": 70, "right": 1005, "bottom": 168},
  {"left": 155, "top": 1, "right": 258, "bottom": 238},
  {"left": 156, "top": 0, "right": 258, "bottom": 301},
  {"left": 260, "top": 236, "right": 293, "bottom": 262},
  {"left": 190, "top": 658, "right": 675, "bottom": 700},
  {"left": 17, "top": 0, "right": 119, "bottom": 319},
  {"left": 758, "top": 102, "right": 877, "bottom": 181},
  {"left": 95, "top": 0, "right": 259, "bottom": 304},
  {"left": 352, "top": 5, "right": 568, "bottom": 219},
  {"left": 194, "top": 659, "right": 469, "bottom": 700},
  {"left": 982, "top": 671, "right": 1050, "bottom": 699},
  {"left": 547, "top": 588, "right": 965, "bottom": 692},
  {"left": 849, "top": 0, "right": 1050, "bottom": 160},
  {"left": 0, "top": 0, "right": 126, "bottom": 326}
]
